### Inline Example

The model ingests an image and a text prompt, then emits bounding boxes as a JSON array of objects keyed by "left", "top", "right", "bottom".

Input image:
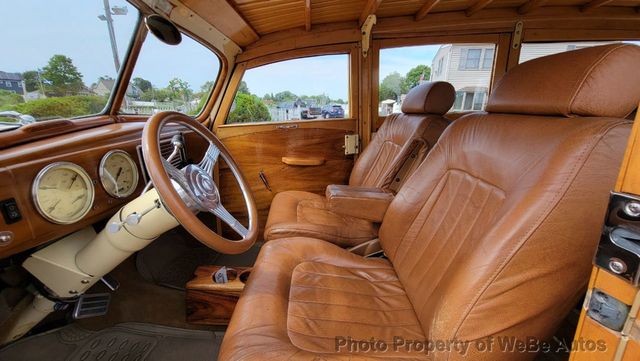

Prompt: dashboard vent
[{"left": 137, "top": 133, "right": 188, "bottom": 184}]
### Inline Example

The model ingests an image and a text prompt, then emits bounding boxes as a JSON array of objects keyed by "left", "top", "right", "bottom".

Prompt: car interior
[{"left": 1, "top": 0, "right": 640, "bottom": 360}]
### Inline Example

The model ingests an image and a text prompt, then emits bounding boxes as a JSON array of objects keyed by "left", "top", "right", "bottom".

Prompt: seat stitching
[
  {"left": 293, "top": 269, "right": 399, "bottom": 283},
  {"left": 290, "top": 284, "right": 407, "bottom": 297},
  {"left": 289, "top": 298, "right": 414, "bottom": 312},
  {"left": 288, "top": 313, "right": 422, "bottom": 327}
]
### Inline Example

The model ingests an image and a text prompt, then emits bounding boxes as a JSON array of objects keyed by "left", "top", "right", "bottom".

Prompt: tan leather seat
[
  {"left": 264, "top": 81, "right": 455, "bottom": 247},
  {"left": 220, "top": 44, "right": 640, "bottom": 360}
]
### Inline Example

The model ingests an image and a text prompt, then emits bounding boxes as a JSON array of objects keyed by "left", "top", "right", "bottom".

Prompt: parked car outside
[
  {"left": 321, "top": 104, "right": 345, "bottom": 119},
  {"left": 300, "top": 106, "right": 321, "bottom": 119}
]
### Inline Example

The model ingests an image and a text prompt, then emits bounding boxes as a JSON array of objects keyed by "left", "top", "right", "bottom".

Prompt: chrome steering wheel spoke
[
  {"left": 198, "top": 143, "right": 220, "bottom": 175},
  {"left": 212, "top": 204, "right": 248, "bottom": 238}
]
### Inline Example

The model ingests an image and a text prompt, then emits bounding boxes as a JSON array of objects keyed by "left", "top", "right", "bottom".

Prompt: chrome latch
[
  {"left": 344, "top": 134, "right": 359, "bottom": 155},
  {"left": 586, "top": 289, "right": 630, "bottom": 332}
]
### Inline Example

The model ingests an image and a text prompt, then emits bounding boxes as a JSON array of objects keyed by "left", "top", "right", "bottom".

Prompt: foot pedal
[{"left": 73, "top": 293, "right": 111, "bottom": 319}]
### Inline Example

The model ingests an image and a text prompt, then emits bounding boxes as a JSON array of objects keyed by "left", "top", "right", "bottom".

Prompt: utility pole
[{"left": 99, "top": 0, "right": 125, "bottom": 72}]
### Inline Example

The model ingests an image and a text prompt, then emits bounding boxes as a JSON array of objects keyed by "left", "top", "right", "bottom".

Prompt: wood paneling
[
  {"left": 0, "top": 121, "right": 203, "bottom": 259},
  {"left": 186, "top": 265, "right": 251, "bottom": 325},
  {"left": 216, "top": 124, "right": 356, "bottom": 239},
  {"left": 182, "top": 0, "right": 260, "bottom": 46}
]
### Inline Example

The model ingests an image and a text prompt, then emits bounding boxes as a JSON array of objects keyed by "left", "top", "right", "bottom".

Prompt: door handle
[
  {"left": 275, "top": 124, "right": 299, "bottom": 130},
  {"left": 259, "top": 170, "right": 271, "bottom": 192}
]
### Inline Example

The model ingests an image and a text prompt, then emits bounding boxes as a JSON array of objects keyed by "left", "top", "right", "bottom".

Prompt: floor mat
[
  {"left": 136, "top": 228, "right": 261, "bottom": 290},
  {"left": 0, "top": 322, "right": 223, "bottom": 361}
]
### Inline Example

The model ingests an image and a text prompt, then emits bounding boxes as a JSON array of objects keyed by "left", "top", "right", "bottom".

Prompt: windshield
[{"left": 0, "top": 0, "right": 139, "bottom": 128}]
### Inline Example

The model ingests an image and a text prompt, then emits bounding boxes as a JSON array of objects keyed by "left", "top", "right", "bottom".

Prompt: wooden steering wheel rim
[{"left": 142, "top": 111, "right": 258, "bottom": 254}]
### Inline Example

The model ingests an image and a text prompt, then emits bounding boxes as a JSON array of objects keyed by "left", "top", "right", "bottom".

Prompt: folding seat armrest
[{"left": 325, "top": 185, "right": 394, "bottom": 222}]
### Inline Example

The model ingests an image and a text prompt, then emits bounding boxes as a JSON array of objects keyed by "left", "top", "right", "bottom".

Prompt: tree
[
  {"left": 237, "top": 81, "right": 250, "bottom": 95},
  {"left": 22, "top": 71, "right": 41, "bottom": 93},
  {"left": 41, "top": 55, "right": 84, "bottom": 96},
  {"left": 404, "top": 65, "right": 431, "bottom": 90},
  {"left": 167, "top": 78, "right": 192, "bottom": 101},
  {"left": 273, "top": 91, "right": 297, "bottom": 103},
  {"left": 200, "top": 80, "right": 215, "bottom": 94},
  {"left": 228, "top": 93, "right": 271, "bottom": 123},
  {"left": 379, "top": 72, "right": 406, "bottom": 101},
  {"left": 132, "top": 77, "right": 152, "bottom": 93}
]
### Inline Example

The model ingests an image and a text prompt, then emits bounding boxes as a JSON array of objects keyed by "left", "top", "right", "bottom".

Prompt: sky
[
  {"left": 1, "top": 0, "right": 219, "bottom": 92},
  {"left": 379, "top": 45, "right": 441, "bottom": 81}
]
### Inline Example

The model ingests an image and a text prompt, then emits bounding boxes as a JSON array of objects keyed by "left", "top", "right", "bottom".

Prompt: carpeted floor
[{"left": 0, "top": 322, "right": 223, "bottom": 361}]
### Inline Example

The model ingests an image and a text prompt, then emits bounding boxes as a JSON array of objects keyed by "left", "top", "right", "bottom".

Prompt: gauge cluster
[{"left": 32, "top": 150, "right": 140, "bottom": 225}]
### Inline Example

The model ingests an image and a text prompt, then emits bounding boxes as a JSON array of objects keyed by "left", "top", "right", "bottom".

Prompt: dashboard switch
[{"left": 0, "top": 198, "right": 22, "bottom": 224}]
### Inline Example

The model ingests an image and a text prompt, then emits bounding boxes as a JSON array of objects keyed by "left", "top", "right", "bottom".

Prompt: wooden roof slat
[
  {"left": 518, "top": 0, "right": 549, "bottom": 14},
  {"left": 359, "top": 0, "right": 384, "bottom": 26},
  {"left": 305, "top": 0, "right": 311, "bottom": 31},
  {"left": 465, "top": 0, "right": 497, "bottom": 17},
  {"left": 182, "top": 0, "right": 260, "bottom": 45},
  {"left": 415, "top": 0, "right": 442, "bottom": 21},
  {"left": 581, "top": 0, "right": 616, "bottom": 12}
]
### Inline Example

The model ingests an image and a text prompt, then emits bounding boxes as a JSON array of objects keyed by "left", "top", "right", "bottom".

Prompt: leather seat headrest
[
  {"left": 401, "top": 81, "right": 455, "bottom": 115},
  {"left": 486, "top": 44, "right": 640, "bottom": 118}
]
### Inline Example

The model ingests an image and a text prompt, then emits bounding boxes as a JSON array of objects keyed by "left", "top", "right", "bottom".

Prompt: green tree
[
  {"left": 228, "top": 93, "right": 271, "bottom": 123},
  {"left": 132, "top": 77, "right": 152, "bottom": 93},
  {"left": 404, "top": 65, "right": 431, "bottom": 90},
  {"left": 41, "top": 55, "right": 84, "bottom": 96},
  {"left": 379, "top": 72, "right": 406, "bottom": 102},
  {"left": 22, "top": 71, "right": 41, "bottom": 93},
  {"left": 167, "top": 78, "right": 192, "bottom": 101},
  {"left": 237, "top": 81, "right": 250, "bottom": 95},
  {"left": 273, "top": 91, "right": 297, "bottom": 103}
]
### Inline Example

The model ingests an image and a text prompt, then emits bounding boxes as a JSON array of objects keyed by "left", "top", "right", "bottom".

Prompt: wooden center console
[{"left": 186, "top": 265, "right": 251, "bottom": 325}]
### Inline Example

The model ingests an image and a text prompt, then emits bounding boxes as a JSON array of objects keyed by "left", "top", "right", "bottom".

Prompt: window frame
[
  {"left": 214, "top": 43, "right": 358, "bottom": 128},
  {"left": 372, "top": 34, "right": 505, "bottom": 130}
]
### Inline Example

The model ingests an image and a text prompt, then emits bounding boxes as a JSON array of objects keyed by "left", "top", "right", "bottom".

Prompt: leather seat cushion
[
  {"left": 219, "top": 238, "right": 428, "bottom": 360},
  {"left": 264, "top": 191, "right": 379, "bottom": 247}
]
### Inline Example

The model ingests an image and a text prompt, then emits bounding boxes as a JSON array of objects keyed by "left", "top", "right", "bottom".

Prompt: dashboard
[{"left": 0, "top": 121, "right": 201, "bottom": 259}]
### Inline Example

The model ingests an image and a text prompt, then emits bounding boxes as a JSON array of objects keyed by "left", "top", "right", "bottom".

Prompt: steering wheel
[{"left": 142, "top": 111, "right": 258, "bottom": 254}]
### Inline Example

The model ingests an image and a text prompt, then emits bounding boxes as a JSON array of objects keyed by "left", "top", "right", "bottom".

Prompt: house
[
  {"left": 429, "top": 41, "right": 616, "bottom": 112},
  {"left": 92, "top": 78, "right": 115, "bottom": 96},
  {"left": 0, "top": 71, "right": 25, "bottom": 95}
]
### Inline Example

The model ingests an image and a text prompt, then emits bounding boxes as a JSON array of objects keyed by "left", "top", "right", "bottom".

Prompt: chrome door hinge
[{"left": 344, "top": 134, "right": 360, "bottom": 155}]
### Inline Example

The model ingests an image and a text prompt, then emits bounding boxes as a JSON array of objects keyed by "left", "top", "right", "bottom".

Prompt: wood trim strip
[
  {"left": 305, "top": 0, "right": 312, "bottom": 31},
  {"left": 415, "top": 0, "right": 442, "bottom": 21},
  {"left": 518, "top": 0, "right": 549, "bottom": 15},
  {"left": 581, "top": 0, "right": 616, "bottom": 12},
  {"left": 281, "top": 157, "right": 325, "bottom": 166},
  {"left": 466, "top": 0, "right": 497, "bottom": 17}
]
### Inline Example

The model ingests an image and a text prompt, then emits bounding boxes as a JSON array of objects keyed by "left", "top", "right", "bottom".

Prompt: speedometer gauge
[
  {"left": 99, "top": 150, "right": 139, "bottom": 198},
  {"left": 32, "top": 162, "right": 95, "bottom": 224}
]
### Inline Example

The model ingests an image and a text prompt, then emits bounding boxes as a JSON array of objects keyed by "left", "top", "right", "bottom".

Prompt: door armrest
[{"left": 325, "top": 185, "right": 394, "bottom": 222}]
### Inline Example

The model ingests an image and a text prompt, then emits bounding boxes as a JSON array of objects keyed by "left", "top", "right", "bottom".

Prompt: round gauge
[
  {"left": 99, "top": 150, "right": 139, "bottom": 198},
  {"left": 32, "top": 162, "right": 95, "bottom": 224}
]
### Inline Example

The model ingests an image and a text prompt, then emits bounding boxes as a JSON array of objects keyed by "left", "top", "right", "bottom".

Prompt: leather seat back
[
  {"left": 349, "top": 81, "right": 454, "bottom": 188},
  {"left": 378, "top": 44, "right": 640, "bottom": 359}
]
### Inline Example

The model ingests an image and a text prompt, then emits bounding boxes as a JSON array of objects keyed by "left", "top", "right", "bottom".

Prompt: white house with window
[
  {"left": 429, "top": 41, "right": 617, "bottom": 112},
  {"left": 429, "top": 44, "right": 495, "bottom": 111}
]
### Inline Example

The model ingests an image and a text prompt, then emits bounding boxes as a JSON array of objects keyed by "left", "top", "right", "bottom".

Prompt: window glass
[
  {"left": 121, "top": 33, "right": 220, "bottom": 116},
  {"left": 225, "top": 55, "right": 349, "bottom": 124},
  {"left": 0, "top": 0, "right": 138, "bottom": 128},
  {"left": 519, "top": 41, "right": 640, "bottom": 63},
  {"left": 378, "top": 43, "right": 495, "bottom": 115}
]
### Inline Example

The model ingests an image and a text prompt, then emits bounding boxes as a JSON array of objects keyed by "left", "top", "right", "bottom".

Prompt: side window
[
  {"left": 519, "top": 41, "right": 640, "bottom": 63},
  {"left": 1, "top": 0, "right": 138, "bottom": 123},
  {"left": 120, "top": 32, "right": 221, "bottom": 116},
  {"left": 378, "top": 43, "right": 496, "bottom": 115},
  {"left": 225, "top": 54, "right": 350, "bottom": 124}
]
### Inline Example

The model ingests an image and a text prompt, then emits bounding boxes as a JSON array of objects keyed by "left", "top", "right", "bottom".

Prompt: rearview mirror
[{"left": 145, "top": 14, "right": 182, "bottom": 45}]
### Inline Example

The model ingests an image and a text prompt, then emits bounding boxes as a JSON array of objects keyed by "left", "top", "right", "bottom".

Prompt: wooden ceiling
[{"left": 180, "top": 0, "right": 640, "bottom": 47}]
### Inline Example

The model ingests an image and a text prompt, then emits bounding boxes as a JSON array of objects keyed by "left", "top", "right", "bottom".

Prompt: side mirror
[{"left": 145, "top": 14, "right": 182, "bottom": 45}]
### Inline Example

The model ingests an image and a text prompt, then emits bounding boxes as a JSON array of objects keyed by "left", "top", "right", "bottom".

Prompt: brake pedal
[{"left": 73, "top": 293, "right": 111, "bottom": 319}]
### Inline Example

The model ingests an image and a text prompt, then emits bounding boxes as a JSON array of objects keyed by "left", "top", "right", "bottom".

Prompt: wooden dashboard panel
[{"left": 0, "top": 121, "right": 202, "bottom": 259}]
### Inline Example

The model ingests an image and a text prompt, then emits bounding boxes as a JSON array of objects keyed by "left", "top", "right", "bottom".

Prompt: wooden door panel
[{"left": 216, "top": 121, "right": 356, "bottom": 239}]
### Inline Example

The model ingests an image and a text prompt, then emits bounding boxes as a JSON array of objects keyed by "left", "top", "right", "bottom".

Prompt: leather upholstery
[
  {"left": 263, "top": 191, "right": 379, "bottom": 247},
  {"left": 487, "top": 44, "right": 640, "bottom": 118},
  {"left": 220, "top": 45, "right": 639, "bottom": 360},
  {"left": 265, "top": 82, "right": 454, "bottom": 245},
  {"left": 401, "top": 81, "right": 456, "bottom": 115},
  {"left": 325, "top": 185, "right": 394, "bottom": 222}
]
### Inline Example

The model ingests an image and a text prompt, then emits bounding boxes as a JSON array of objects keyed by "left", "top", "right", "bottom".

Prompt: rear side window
[
  {"left": 225, "top": 54, "right": 350, "bottom": 124},
  {"left": 378, "top": 43, "right": 496, "bottom": 115},
  {"left": 519, "top": 41, "right": 640, "bottom": 63}
]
